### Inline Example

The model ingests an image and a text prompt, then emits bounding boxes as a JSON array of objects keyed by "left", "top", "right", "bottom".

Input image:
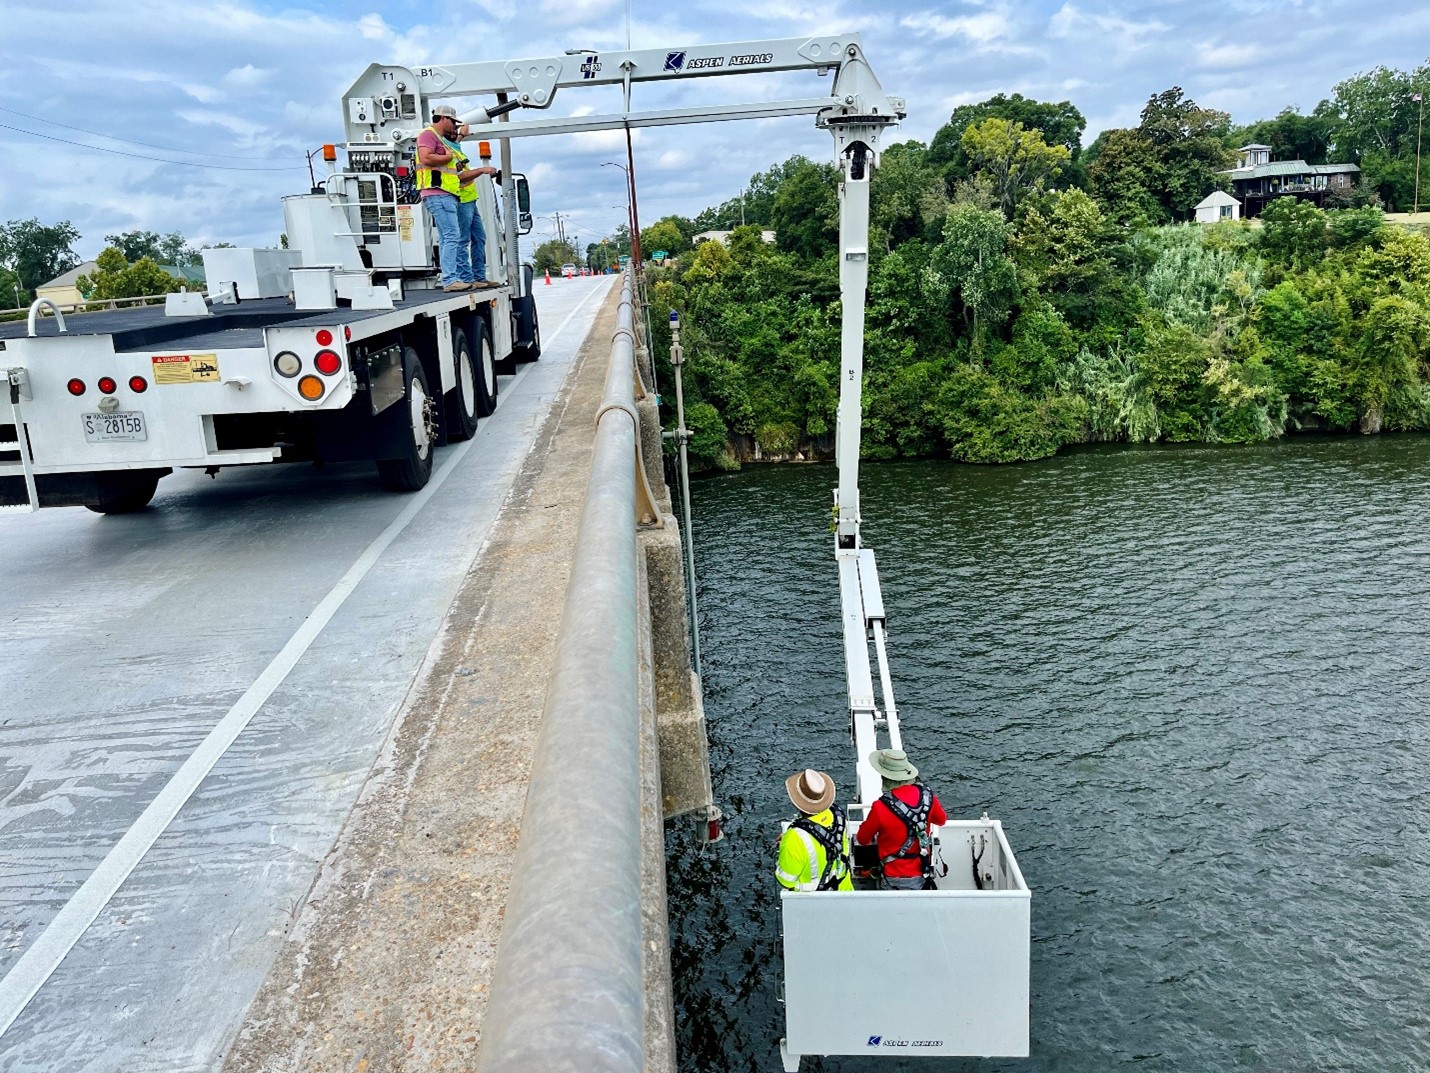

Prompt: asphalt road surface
[{"left": 0, "top": 275, "right": 615, "bottom": 1072}]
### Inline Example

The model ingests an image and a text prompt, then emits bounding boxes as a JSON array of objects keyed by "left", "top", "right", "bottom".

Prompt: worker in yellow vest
[
  {"left": 775, "top": 768, "right": 853, "bottom": 891},
  {"left": 448, "top": 134, "right": 500, "bottom": 290},
  {"left": 415, "top": 105, "right": 472, "bottom": 292}
]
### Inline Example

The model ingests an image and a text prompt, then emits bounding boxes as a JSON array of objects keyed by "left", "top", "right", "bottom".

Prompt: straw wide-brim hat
[
  {"left": 868, "top": 748, "right": 918, "bottom": 783},
  {"left": 786, "top": 768, "right": 836, "bottom": 814}
]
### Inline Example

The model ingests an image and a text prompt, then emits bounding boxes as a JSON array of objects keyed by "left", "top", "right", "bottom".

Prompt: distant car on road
[{"left": 561, "top": 264, "right": 577, "bottom": 278}]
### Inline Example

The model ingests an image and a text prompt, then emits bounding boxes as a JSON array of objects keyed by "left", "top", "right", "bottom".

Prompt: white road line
[{"left": 0, "top": 279, "right": 610, "bottom": 1039}]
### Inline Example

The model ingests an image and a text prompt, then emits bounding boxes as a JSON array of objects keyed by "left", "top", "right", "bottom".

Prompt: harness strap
[
  {"left": 791, "top": 807, "right": 850, "bottom": 891},
  {"left": 879, "top": 783, "right": 933, "bottom": 867}
]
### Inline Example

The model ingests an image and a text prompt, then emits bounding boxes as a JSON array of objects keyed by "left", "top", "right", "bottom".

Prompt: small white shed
[{"left": 1195, "top": 190, "right": 1241, "bottom": 223}]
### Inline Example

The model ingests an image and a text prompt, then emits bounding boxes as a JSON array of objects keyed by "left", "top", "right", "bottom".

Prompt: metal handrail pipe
[{"left": 476, "top": 273, "right": 646, "bottom": 1073}]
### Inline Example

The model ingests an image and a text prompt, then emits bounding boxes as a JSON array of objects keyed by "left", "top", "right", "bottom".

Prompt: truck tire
[
  {"left": 375, "top": 349, "right": 437, "bottom": 492},
  {"left": 472, "top": 319, "right": 497, "bottom": 417},
  {"left": 446, "top": 328, "right": 480, "bottom": 441},
  {"left": 85, "top": 471, "right": 162, "bottom": 514}
]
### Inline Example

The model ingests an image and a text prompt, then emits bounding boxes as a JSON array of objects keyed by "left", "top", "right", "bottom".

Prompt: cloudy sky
[{"left": 1, "top": 0, "right": 1427, "bottom": 263}]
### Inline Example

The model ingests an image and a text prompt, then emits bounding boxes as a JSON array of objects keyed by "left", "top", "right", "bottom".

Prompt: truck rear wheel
[
  {"left": 375, "top": 350, "right": 437, "bottom": 492},
  {"left": 85, "top": 471, "right": 162, "bottom": 514},
  {"left": 446, "top": 328, "right": 480, "bottom": 441},
  {"left": 473, "top": 320, "right": 497, "bottom": 417}
]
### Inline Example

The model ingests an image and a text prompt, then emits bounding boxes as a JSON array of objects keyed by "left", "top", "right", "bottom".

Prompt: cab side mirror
[{"left": 514, "top": 173, "right": 533, "bottom": 234}]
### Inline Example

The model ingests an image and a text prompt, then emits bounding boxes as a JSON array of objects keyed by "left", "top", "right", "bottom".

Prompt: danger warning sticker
[{"left": 152, "top": 353, "right": 220, "bottom": 384}]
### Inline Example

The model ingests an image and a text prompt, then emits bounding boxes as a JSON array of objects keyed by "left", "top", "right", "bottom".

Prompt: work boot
[
  {"left": 471, "top": 280, "right": 497, "bottom": 289},
  {"left": 443, "top": 281, "right": 466, "bottom": 292}
]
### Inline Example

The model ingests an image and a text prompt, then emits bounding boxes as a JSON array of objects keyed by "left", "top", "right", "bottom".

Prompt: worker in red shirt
[{"left": 856, "top": 748, "right": 946, "bottom": 890}]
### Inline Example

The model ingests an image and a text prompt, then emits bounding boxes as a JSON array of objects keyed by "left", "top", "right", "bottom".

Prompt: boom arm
[{"left": 339, "top": 35, "right": 904, "bottom": 145}]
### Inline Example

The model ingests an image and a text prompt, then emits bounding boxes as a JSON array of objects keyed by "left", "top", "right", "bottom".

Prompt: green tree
[
  {"left": 641, "top": 218, "right": 686, "bottom": 259},
  {"left": 75, "top": 247, "right": 185, "bottom": 301},
  {"left": 1329, "top": 63, "right": 1430, "bottom": 209},
  {"left": 870, "top": 140, "right": 947, "bottom": 252},
  {"left": 0, "top": 218, "right": 81, "bottom": 294},
  {"left": 1228, "top": 103, "right": 1340, "bottom": 164},
  {"left": 1259, "top": 198, "right": 1328, "bottom": 269},
  {"left": 104, "top": 230, "right": 200, "bottom": 266},
  {"left": 929, "top": 93, "right": 1086, "bottom": 188},
  {"left": 1088, "top": 128, "right": 1166, "bottom": 225},
  {"left": 770, "top": 159, "right": 839, "bottom": 260},
  {"left": 960, "top": 118, "right": 1069, "bottom": 218},
  {"left": 1137, "top": 87, "right": 1235, "bottom": 218},
  {"left": 933, "top": 204, "right": 1018, "bottom": 348},
  {"left": 532, "top": 239, "right": 578, "bottom": 273}
]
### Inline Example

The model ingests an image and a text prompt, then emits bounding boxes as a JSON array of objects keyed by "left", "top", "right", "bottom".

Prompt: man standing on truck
[
  {"left": 416, "top": 104, "right": 470, "bottom": 292},
  {"left": 447, "top": 129, "right": 500, "bottom": 289}
]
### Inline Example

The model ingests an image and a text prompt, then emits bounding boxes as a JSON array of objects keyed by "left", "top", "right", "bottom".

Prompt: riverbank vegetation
[{"left": 644, "top": 62, "right": 1430, "bottom": 469}]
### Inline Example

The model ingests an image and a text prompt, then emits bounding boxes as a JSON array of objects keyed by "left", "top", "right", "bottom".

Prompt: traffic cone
[{"left": 544, "top": 269, "right": 552, "bottom": 285}]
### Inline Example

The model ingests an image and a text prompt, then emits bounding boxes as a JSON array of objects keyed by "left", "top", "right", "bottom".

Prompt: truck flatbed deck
[{"left": 1, "top": 287, "right": 496, "bottom": 352}]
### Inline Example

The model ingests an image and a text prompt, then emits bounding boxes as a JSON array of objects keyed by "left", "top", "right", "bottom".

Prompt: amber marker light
[{"left": 297, "top": 375, "right": 326, "bottom": 401}]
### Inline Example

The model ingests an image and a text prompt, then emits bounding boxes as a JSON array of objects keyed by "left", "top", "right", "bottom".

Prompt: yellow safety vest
[
  {"left": 445, "top": 136, "right": 481, "bottom": 204},
  {"left": 775, "top": 809, "right": 853, "bottom": 892},
  {"left": 416, "top": 126, "right": 464, "bottom": 196}
]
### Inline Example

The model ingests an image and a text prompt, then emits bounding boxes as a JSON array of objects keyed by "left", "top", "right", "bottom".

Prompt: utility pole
[{"left": 1415, "top": 91, "right": 1424, "bottom": 216}]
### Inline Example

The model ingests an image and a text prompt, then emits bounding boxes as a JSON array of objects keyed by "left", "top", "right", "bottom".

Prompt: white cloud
[
  {"left": 900, "top": 10, "right": 1010, "bottom": 44},
  {"left": 1198, "top": 42, "right": 1262, "bottom": 69}
]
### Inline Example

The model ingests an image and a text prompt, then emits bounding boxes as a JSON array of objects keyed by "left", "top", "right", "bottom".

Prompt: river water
[{"left": 666, "top": 436, "right": 1430, "bottom": 1073}]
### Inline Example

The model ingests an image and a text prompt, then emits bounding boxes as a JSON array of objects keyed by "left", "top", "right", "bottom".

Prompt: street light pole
[
  {"left": 1415, "top": 91, "right": 1424, "bottom": 216},
  {"left": 603, "top": 161, "right": 637, "bottom": 265}
]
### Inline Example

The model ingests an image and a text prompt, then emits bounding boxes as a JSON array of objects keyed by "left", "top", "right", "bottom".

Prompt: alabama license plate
[{"left": 82, "top": 411, "right": 147, "bottom": 442}]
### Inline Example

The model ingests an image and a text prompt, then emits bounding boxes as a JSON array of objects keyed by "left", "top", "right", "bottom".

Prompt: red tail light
[
  {"left": 129, "top": 376, "right": 148, "bottom": 393},
  {"left": 344, "top": 326, "right": 352, "bottom": 341},
  {"left": 67, "top": 378, "right": 86, "bottom": 396},
  {"left": 97, "top": 376, "right": 117, "bottom": 394},
  {"left": 315, "top": 329, "right": 333, "bottom": 346},
  {"left": 314, "top": 350, "right": 342, "bottom": 376}
]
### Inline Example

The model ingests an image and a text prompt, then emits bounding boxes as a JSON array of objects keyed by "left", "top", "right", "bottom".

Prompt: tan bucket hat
[
  {"left": 785, "top": 768, "right": 836, "bottom": 814},
  {"left": 868, "top": 748, "right": 918, "bottom": 783}
]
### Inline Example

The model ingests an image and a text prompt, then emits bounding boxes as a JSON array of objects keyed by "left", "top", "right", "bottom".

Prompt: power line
[
  {"left": 0, "top": 123, "right": 303, "bottom": 172},
  {"left": 0, "top": 105, "right": 286, "bottom": 162}
]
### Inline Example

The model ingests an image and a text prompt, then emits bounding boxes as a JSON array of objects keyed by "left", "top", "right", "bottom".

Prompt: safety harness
[
  {"left": 879, "top": 782, "right": 934, "bottom": 877},
  {"left": 790, "top": 806, "right": 851, "bottom": 891}
]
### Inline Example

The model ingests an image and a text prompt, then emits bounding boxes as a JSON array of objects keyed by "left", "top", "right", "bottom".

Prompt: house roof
[
  {"left": 160, "top": 264, "right": 206, "bottom": 283},
  {"left": 1238, "top": 143, "right": 1274, "bottom": 151},
  {"left": 37, "top": 260, "right": 99, "bottom": 290},
  {"left": 1195, "top": 190, "right": 1241, "bottom": 208},
  {"left": 1225, "top": 160, "right": 1362, "bottom": 179}
]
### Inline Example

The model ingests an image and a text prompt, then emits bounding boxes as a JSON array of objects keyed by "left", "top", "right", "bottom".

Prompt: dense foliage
[{"left": 648, "top": 70, "right": 1430, "bottom": 471}]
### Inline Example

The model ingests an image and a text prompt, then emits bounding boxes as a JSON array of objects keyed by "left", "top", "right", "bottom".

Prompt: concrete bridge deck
[{"left": 0, "top": 275, "right": 703, "bottom": 1071}]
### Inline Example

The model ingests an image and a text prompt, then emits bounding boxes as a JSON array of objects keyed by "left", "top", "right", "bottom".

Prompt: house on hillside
[
  {"left": 34, "top": 261, "right": 98, "bottom": 306},
  {"left": 1194, "top": 190, "right": 1242, "bottom": 223},
  {"left": 1222, "top": 143, "right": 1360, "bottom": 217}
]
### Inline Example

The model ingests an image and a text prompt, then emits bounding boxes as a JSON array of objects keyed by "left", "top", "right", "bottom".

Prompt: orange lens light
[
  {"left": 322, "top": 144, "right": 337, "bottom": 162},
  {"left": 297, "top": 375, "right": 325, "bottom": 401},
  {"left": 478, "top": 140, "right": 492, "bottom": 159}
]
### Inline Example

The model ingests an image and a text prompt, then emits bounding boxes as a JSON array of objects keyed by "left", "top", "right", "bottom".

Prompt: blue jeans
[
  {"left": 423, "top": 193, "right": 465, "bottom": 285},
  {"left": 460, "top": 199, "right": 487, "bottom": 282}
]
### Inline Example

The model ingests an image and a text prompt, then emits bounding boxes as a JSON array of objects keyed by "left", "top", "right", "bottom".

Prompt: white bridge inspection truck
[{"left": 0, "top": 85, "right": 544, "bottom": 513}]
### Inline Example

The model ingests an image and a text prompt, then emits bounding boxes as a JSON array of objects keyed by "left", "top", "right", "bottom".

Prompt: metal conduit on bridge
[{"left": 475, "top": 274, "right": 648, "bottom": 1073}]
